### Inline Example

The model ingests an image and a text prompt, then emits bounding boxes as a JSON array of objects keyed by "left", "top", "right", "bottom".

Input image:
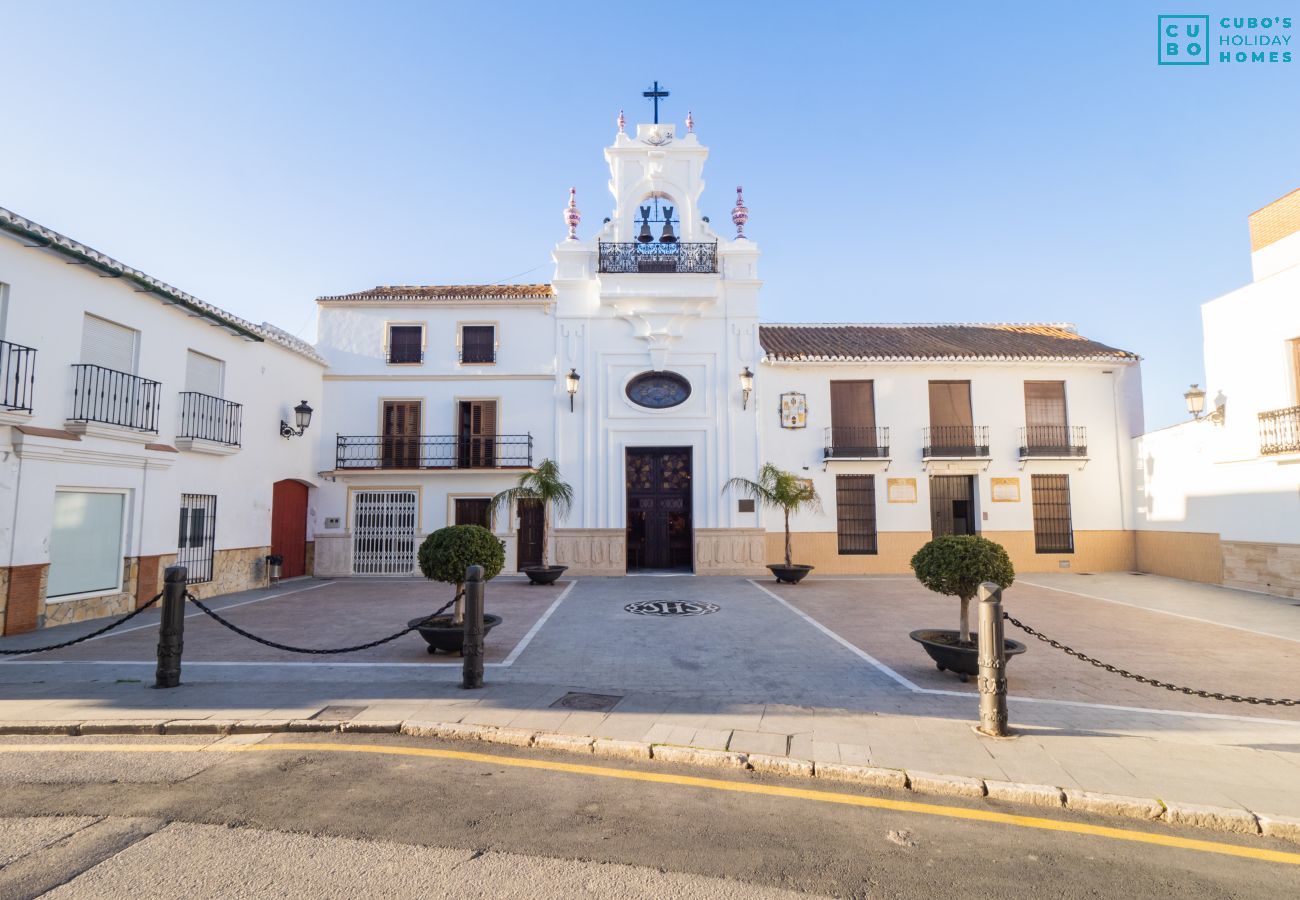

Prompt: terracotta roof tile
[
  {"left": 317, "top": 284, "right": 554, "bottom": 303},
  {"left": 759, "top": 324, "right": 1137, "bottom": 362}
]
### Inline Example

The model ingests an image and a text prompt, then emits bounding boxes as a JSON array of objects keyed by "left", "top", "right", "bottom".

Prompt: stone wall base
[
  {"left": 1221, "top": 540, "right": 1300, "bottom": 599},
  {"left": 1135, "top": 530, "right": 1223, "bottom": 584},
  {"left": 554, "top": 529, "right": 625, "bottom": 576},
  {"left": 159, "top": 546, "right": 272, "bottom": 600},
  {"left": 694, "top": 529, "right": 768, "bottom": 576}
]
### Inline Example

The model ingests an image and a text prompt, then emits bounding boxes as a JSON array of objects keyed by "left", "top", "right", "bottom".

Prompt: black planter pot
[
  {"left": 909, "top": 629, "right": 1027, "bottom": 682},
  {"left": 768, "top": 564, "right": 814, "bottom": 584},
  {"left": 410, "top": 613, "right": 502, "bottom": 655},
  {"left": 523, "top": 565, "right": 567, "bottom": 586}
]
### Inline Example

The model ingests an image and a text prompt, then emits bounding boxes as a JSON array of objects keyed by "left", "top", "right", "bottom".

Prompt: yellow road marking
[{"left": 3, "top": 740, "right": 1298, "bottom": 866}]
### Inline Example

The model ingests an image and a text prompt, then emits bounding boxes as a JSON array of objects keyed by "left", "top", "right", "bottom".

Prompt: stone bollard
[
  {"left": 154, "top": 566, "right": 188, "bottom": 689},
  {"left": 462, "top": 565, "right": 485, "bottom": 689},
  {"left": 976, "top": 581, "right": 1008, "bottom": 737}
]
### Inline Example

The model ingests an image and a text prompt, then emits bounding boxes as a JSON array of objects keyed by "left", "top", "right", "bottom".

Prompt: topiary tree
[
  {"left": 418, "top": 525, "right": 505, "bottom": 624},
  {"left": 724, "top": 463, "right": 821, "bottom": 567},
  {"left": 910, "top": 534, "right": 1015, "bottom": 644}
]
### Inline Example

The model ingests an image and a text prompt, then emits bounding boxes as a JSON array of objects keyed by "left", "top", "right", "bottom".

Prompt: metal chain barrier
[
  {"left": 184, "top": 591, "right": 462, "bottom": 655},
  {"left": 1002, "top": 612, "right": 1299, "bottom": 707},
  {"left": 0, "top": 591, "right": 164, "bottom": 656}
]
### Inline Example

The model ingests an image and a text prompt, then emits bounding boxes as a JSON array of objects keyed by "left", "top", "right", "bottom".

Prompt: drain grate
[
  {"left": 311, "top": 705, "right": 368, "bottom": 721},
  {"left": 550, "top": 692, "right": 624, "bottom": 712},
  {"left": 624, "top": 600, "right": 720, "bottom": 617}
]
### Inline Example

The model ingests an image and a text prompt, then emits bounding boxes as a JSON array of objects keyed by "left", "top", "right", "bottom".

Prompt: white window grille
[{"left": 352, "top": 490, "right": 418, "bottom": 575}]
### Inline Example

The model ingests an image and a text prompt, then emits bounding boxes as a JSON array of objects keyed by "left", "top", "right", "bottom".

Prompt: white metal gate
[{"left": 352, "top": 490, "right": 418, "bottom": 575}]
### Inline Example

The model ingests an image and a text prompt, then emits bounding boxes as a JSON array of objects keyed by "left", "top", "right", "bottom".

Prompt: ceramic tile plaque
[
  {"left": 779, "top": 392, "right": 807, "bottom": 429},
  {"left": 991, "top": 477, "right": 1021, "bottom": 502},
  {"left": 887, "top": 478, "right": 917, "bottom": 503}
]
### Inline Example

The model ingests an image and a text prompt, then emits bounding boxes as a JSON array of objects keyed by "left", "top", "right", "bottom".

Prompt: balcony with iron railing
[
  {"left": 177, "top": 392, "right": 243, "bottom": 447},
  {"left": 1019, "top": 425, "right": 1088, "bottom": 458},
  {"left": 69, "top": 364, "right": 161, "bottom": 432},
  {"left": 1259, "top": 405, "right": 1300, "bottom": 456},
  {"left": 336, "top": 433, "right": 533, "bottom": 470},
  {"left": 0, "top": 339, "right": 36, "bottom": 413},
  {"left": 823, "top": 426, "right": 891, "bottom": 460},
  {"left": 598, "top": 241, "right": 718, "bottom": 274},
  {"left": 922, "top": 425, "right": 990, "bottom": 459}
]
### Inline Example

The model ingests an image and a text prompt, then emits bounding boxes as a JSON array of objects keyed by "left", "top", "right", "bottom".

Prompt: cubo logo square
[{"left": 1159, "top": 15, "right": 1210, "bottom": 64}]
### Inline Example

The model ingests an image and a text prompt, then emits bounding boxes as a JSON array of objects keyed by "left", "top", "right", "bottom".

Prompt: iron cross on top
[{"left": 642, "top": 81, "right": 669, "bottom": 124}]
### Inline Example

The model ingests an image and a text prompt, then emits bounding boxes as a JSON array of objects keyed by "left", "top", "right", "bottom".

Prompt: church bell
[
  {"left": 637, "top": 206, "right": 654, "bottom": 243},
  {"left": 659, "top": 207, "right": 677, "bottom": 244}
]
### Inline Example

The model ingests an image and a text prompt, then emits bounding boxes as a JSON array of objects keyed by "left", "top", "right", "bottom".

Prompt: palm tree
[
  {"left": 489, "top": 458, "right": 574, "bottom": 569},
  {"left": 724, "top": 463, "right": 821, "bottom": 567}
]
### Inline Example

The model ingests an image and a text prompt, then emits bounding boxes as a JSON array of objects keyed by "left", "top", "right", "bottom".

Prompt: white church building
[{"left": 1, "top": 101, "right": 1153, "bottom": 633}]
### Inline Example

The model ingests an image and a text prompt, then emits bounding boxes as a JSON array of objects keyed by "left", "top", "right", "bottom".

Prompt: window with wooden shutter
[
  {"left": 381, "top": 401, "right": 421, "bottom": 468},
  {"left": 835, "top": 474, "right": 878, "bottom": 555},
  {"left": 387, "top": 325, "right": 424, "bottom": 364},
  {"left": 81, "top": 314, "right": 138, "bottom": 373},
  {"left": 927, "top": 381, "right": 973, "bottom": 428},
  {"left": 1031, "top": 474, "right": 1074, "bottom": 553},
  {"left": 454, "top": 498, "right": 491, "bottom": 529},
  {"left": 830, "top": 381, "right": 877, "bottom": 453},
  {"left": 1024, "top": 381, "right": 1067, "bottom": 450},
  {"left": 458, "top": 400, "right": 497, "bottom": 467},
  {"left": 185, "top": 350, "right": 225, "bottom": 397},
  {"left": 460, "top": 325, "right": 495, "bottom": 364}
]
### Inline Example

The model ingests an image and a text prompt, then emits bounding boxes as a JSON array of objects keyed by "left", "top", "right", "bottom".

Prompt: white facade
[
  {"left": 0, "top": 208, "right": 324, "bottom": 633},
  {"left": 1134, "top": 189, "right": 1300, "bottom": 595}
]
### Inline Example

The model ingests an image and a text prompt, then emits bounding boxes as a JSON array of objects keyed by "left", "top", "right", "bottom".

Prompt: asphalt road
[{"left": 0, "top": 733, "right": 1294, "bottom": 899}]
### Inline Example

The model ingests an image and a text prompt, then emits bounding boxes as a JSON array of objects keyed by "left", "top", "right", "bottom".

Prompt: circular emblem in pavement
[{"left": 624, "top": 600, "right": 720, "bottom": 617}]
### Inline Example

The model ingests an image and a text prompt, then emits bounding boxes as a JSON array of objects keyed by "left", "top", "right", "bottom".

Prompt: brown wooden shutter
[
  {"left": 460, "top": 400, "right": 497, "bottom": 467},
  {"left": 1024, "top": 381, "right": 1067, "bottom": 427},
  {"left": 382, "top": 401, "right": 420, "bottom": 468},
  {"left": 454, "top": 498, "right": 491, "bottom": 528},
  {"left": 388, "top": 326, "right": 423, "bottom": 364},
  {"left": 461, "top": 326, "right": 495, "bottom": 364},
  {"left": 928, "top": 381, "right": 972, "bottom": 428},
  {"left": 830, "top": 381, "right": 876, "bottom": 429}
]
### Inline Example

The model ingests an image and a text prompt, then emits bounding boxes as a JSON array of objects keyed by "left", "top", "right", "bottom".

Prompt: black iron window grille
[
  {"left": 0, "top": 339, "right": 36, "bottom": 413},
  {"left": 598, "top": 242, "right": 718, "bottom": 274},
  {"left": 69, "top": 364, "right": 161, "bottom": 432},
  {"left": 1019, "top": 425, "right": 1087, "bottom": 457},
  {"left": 177, "top": 493, "right": 217, "bottom": 584},
  {"left": 459, "top": 325, "right": 496, "bottom": 364},
  {"left": 336, "top": 433, "right": 533, "bottom": 469},
  {"left": 824, "top": 426, "right": 890, "bottom": 459},
  {"left": 1259, "top": 405, "right": 1300, "bottom": 456},
  {"left": 922, "top": 425, "right": 990, "bottom": 458},
  {"left": 387, "top": 325, "right": 424, "bottom": 364},
  {"left": 178, "top": 392, "right": 242, "bottom": 446},
  {"left": 1031, "top": 474, "right": 1074, "bottom": 554},
  {"left": 836, "top": 474, "right": 878, "bottom": 555}
]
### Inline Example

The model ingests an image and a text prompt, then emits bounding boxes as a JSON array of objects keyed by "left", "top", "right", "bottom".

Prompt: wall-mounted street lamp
[
  {"left": 739, "top": 366, "right": 754, "bottom": 410},
  {"left": 566, "top": 368, "right": 581, "bottom": 412},
  {"left": 280, "top": 400, "right": 313, "bottom": 438},
  {"left": 1183, "top": 384, "right": 1206, "bottom": 419}
]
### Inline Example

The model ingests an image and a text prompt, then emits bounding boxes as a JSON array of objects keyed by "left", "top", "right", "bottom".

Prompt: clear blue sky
[{"left": 3, "top": 1, "right": 1297, "bottom": 427}]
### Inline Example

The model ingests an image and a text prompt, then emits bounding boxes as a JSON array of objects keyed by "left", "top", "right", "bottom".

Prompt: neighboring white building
[
  {"left": 309, "top": 113, "right": 1143, "bottom": 579},
  {"left": 1134, "top": 188, "right": 1300, "bottom": 597},
  {"left": 0, "top": 207, "right": 324, "bottom": 635}
]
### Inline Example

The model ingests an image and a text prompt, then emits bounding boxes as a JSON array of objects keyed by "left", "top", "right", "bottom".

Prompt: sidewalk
[{"left": 2, "top": 573, "right": 1299, "bottom": 832}]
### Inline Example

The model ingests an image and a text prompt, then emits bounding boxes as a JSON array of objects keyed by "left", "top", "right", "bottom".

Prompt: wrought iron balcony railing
[
  {"left": 69, "top": 364, "right": 161, "bottom": 432},
  {"left": 336, "top": 433, "right": 533, "bottom": 469},
  {"left": 1019, "top": 425, "right": 1087, "bottom": 458},
  {"left": 0, "top": 339, "right": 36, "bottom": 413},
  {"left": 1259, "top": 405, "right": 1300, "bottom": 456},
  {"left": 922, "top": 425, "right": 990, "bottom": 458},
  {"left": 178, "top": 392, "right": 243, "bottom": 446},
  {"left": 598, "top": 241, "right": 718, "bottom": 274},
  {"left": 824, "top": 426, "right": 890, "bottom": 459}
]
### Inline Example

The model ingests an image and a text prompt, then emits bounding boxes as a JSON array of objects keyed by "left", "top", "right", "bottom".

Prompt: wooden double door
[
  {"left": 930, "top": 475, "right": 977, "bottom": 537},
  {"left": 625, "top": 447, "right": 693, "bottom": 571}
]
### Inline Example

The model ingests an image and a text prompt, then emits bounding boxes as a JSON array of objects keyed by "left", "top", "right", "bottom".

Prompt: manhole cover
[
  {"left": 624, "top": 600, "right": 720, "bottom": 617},
  {"left": 311, "top": 705, "right": 367, "bottom": 721},
  {"left": 551, "top": 692, "right": 624, "bottom": 712}
]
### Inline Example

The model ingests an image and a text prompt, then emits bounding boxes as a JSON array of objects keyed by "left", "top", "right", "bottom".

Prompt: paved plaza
[{"left": 2, "top": 571, "right": 1300, "bottom": 820}]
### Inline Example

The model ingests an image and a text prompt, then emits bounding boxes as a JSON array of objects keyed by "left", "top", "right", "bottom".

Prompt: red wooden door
[{"left": 271, "top": 480, "right": 308, "bottom": 578}]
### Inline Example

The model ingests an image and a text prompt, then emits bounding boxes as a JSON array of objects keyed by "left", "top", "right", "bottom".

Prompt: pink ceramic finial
[
  {"left": 731, "top": 185, "right": 749, "bottom": 240},
  {"left": 564, "top": 187, "right": 581, "bottom": 240},
  {"left": 617, "top": 109, "right": 626, "bottom": 134},
  {"left": 685, "top": 110, "right": 694, "bottom": 133}
]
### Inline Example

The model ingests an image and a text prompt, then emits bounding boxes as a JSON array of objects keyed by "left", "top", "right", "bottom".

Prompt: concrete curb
[{"left": 1, "top": 718, "right": 1292, "bottom": 845}]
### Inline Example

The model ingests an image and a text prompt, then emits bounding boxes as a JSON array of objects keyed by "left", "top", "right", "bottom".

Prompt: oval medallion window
[{"left": 626, "top": 371, "right": 691, "bottom": 409}]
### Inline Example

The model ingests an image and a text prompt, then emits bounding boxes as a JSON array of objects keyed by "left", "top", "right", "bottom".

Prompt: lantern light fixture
[
  {"left": 739, "top": 366, "right": 754, "bottom": 410},
  {"left": 566, "top": 368, "right": 581, "bottom": 412},
  {"left": 1183, "top": 384, "right": 1206, "bottom": 419},
  {"left": 280, "top": 400, "right": 313, "bottom": 438}
]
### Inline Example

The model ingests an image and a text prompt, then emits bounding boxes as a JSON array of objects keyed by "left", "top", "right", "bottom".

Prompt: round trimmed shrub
[
  {"left": 910, "top": 535, "right": 1015, "bottom": 641},
  {"left": 418, "top": 525, "right": 505, "bottom": 587}
]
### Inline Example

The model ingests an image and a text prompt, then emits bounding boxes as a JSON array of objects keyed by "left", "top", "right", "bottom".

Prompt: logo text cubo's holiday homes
[{"left": 1159, "top": 15, "right": 1293, "bottom": 65}]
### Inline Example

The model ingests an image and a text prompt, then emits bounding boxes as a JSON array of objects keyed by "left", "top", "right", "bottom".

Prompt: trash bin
[{"left": 265, "top": 554, "right": 284, "bottom": 585}]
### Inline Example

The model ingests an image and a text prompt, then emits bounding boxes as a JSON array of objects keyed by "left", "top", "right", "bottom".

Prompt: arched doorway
[{"left": 271, "top": 480, "right": 309, "bottom": 578}]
